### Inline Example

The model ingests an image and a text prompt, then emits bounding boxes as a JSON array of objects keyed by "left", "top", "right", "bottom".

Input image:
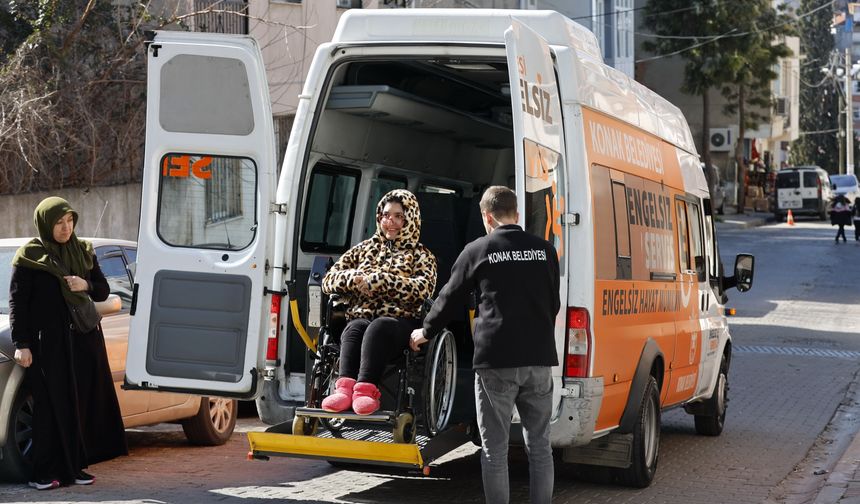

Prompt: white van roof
[{"left": 333, "top": 9, "right": 698, "bottom": 156}]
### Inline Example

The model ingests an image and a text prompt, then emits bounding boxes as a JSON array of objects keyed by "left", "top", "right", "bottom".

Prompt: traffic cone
[{"left": 787, "top": 209, "right": 795, "bottom": 226}]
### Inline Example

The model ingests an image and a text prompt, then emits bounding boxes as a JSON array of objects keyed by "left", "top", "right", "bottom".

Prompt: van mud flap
[{"left": 247, "top": 424, "right": 471, "bottom": 475}]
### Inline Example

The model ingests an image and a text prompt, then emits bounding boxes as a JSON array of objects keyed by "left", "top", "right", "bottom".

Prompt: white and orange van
[{"left": 124, "top": 9, "right": 755, "bottom": 487}]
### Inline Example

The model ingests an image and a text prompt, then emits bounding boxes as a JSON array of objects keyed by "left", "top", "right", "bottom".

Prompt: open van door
[
  {"left": 125, "top": 32, "right": 275, "bottom": 399},
  {"left": 504, "top": 20, "right": 570, "bottom": 411}
]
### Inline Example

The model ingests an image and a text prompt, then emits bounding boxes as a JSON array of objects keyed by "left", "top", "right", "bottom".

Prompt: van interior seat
[
  {"left": 416, "top": 192, "right": 463, "bottom": 295},
  {"left": 459, "top": 194, "right": 486, "bottom": 246}
]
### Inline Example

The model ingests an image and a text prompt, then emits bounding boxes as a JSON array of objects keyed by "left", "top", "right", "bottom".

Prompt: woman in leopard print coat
[{"left": 321, "top": 189, "right": 437, "bottom": 415}]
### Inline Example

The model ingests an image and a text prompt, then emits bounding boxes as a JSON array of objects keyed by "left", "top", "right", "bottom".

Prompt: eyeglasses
[{"left": 381, "top": 212, "right": 405, "bottom": 223}]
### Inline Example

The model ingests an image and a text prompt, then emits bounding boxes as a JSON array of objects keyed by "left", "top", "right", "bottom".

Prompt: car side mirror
[
  {"left": 733, "top": 254, "right": 755, "bottom": 293},
  {"left": 95, "top": 294, "right": 122, "bottom": 316}
]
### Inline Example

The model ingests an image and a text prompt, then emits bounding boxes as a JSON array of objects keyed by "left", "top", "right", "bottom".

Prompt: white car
[{"left": 830, "top": 174, "right": 860, "bottom": 205}]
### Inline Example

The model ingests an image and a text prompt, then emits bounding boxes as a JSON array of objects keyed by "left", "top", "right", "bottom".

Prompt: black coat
[
  {"left": 831, "top": 207, "right": 853, "bottom": 226},
  {"left": 9, "top": 256, "right": 127, "bottom": 482}
]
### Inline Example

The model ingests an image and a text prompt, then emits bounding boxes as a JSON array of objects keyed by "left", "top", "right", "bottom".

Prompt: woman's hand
[
  {"left": 409, "top": 329, "right": 428, "bottom": 352},
  {"left": 353, "top": 275, "right": 371, "bottom": 297},
  {"left": 64, "top": 275, "right": 89, "bottom": 292},
  {"left": 14, "top": 348, "right": 32, "bottom": 368}
]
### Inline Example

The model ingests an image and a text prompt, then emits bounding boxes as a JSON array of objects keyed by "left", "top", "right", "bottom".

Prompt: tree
[
  {"left": 789, "top": 0, "right": 840, "bottom": 173},
  {"left": 718, "top": 1, "right": 794, "bottom": 213},
  {"left": 642, "top": 0, "right": 794, "bottom": 213},
  {"left": 642, "top": 0, "right": 731, "bottom": 202}
]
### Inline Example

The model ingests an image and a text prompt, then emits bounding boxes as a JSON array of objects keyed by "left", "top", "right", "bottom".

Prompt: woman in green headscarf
[{"left": 9, "top": 197, "right": 127, "bottom": 490}]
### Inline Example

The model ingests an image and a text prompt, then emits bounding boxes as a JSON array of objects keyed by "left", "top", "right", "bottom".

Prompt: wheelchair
[{"left": 291, "top": 294, "right": 459, "bottom": 444}]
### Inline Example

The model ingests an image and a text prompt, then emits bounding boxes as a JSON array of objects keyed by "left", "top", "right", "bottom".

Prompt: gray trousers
[{"left": 474, "top": 366, "right": 554, "bottom": 504}]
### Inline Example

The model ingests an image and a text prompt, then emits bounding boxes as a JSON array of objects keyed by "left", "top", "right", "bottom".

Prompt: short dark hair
[{"left": 479, "top": 186, "right": 517, "bottom": 219}]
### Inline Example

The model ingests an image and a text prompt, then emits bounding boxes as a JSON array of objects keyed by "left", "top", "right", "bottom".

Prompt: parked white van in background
[
  {"left": 774, "top": 166, "right": 832, "bottom": 221},
  {"left": 124, "top": 9, "right": 754, "bottom": 487}
]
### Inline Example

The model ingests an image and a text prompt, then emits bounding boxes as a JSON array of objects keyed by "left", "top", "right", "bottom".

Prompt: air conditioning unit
[
  {"left": 775, "top": 97, "right": 788, "bottom": 116},
  {"left": 709, "top": 128, "right": 733, "bottom": 152},
  {"left": 337, "top": 0, "right": 362, "bottom": 8}
]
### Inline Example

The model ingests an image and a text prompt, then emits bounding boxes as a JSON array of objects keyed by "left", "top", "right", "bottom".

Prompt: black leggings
[
  {"left": 837, "top": 224, "right": 847, "bottom": 242},
  {"left": 339, "top": 317, "right": 419, "bottom": 384}
]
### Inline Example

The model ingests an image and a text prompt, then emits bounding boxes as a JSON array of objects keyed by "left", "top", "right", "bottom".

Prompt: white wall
[{"left": 0, "top": 185, "right": 142, "bottom": 241}]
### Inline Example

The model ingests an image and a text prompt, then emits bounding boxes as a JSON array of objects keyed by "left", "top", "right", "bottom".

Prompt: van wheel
[
  {"left": 615, "top": 376, "right": 660, "bottom": 488},
  {"left": 774, "top": 212, "right": 784, "bottom": 222},
  {"left": 820, "top": 207, "right": 827, "bottom": 220},
  {"left": 0, "top": 385, "right": 34, "bottom": 481},
  {"left": 694, "top": 356, "right": 729, "bottom": 436},
  {"left": 181, "top": 397, "right": 237, "bottom": 446}
]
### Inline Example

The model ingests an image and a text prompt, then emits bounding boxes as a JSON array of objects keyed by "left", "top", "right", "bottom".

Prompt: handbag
[{"left": 43, "top": 245, "right": 102, "bottom": 333}]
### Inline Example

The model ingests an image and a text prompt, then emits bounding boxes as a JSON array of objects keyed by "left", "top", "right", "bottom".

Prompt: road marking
[
  {"left": 736, "top": 345, "right": 860, "bottom": 359},
  {"left": 211, "top": 471, "right": 437, "bottom": 502}
]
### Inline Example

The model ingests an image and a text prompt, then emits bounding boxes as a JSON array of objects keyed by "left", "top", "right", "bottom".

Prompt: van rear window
[
  {"left": 776, "top": 172, "right": 799, "bottom": 188},
  {"left": 803, "top": 172, "right": 819, "bottom": 188}
]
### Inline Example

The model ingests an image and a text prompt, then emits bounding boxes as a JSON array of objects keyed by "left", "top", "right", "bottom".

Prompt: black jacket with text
[{"left": 423, "top": 224, "right": 560, "bottom": 369}]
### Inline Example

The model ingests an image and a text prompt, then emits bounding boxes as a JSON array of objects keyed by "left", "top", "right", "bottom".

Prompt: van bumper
[
  {"left": 549, "top": 376, "right": 603, "bottom": 448},
  {"left": 255, "top": 379, "right": 304, "bottom": 426}
]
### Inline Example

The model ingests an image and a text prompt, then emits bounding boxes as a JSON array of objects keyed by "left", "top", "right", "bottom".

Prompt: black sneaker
[
  {"left": 74, "top": 471, "right": 94, "bottom": 485},
  {"left": 28, "top": 478, "right": 60, "bottom": 490}
]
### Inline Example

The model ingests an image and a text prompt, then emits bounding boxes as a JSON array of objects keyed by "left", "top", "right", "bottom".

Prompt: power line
[
  {"left": 634, "top": 0, "right": 835, "bottom": 63},
  {"left": 570, "top": 5, "right": 696, "bottom": 21}
]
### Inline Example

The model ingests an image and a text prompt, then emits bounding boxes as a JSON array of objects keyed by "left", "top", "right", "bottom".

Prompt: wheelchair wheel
[
  {"left": 292, "top": 415, "right": 318, "bottom": 436},
  {"left": 308, "top": 341, "right": 346, "bottom": 433},
  {"left": 393, "top": 412, "right": 416, "bottom": 444},
  {"left": 415, "top": 329, "right": 458, "bottom": 437}
]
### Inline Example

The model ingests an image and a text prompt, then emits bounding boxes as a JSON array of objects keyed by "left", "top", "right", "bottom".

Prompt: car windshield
[
  {"left": 831, "top": 175, "right": 857, "bottom": 188},
  {"left": 0, "top": 247, "right": 18, "bottom": 314}
]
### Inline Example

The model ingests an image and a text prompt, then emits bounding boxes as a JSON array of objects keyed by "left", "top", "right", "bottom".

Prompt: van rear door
[
  {"left": 125, "top": 32, "right": 275, "bottom": 399},
  {"left": 776, "top": 171, "right": 801, "bottom": 211},
  {"left": 505, "top": 20, "right": 570, "bottom": 412}
]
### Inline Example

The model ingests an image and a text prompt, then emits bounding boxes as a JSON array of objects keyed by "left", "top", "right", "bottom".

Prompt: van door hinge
[
  {"left": 270, "top": 203, "right": 288, "bottom": 215},
  {"left": 563, "top": 213, "right": 580, "bottom": 226}
]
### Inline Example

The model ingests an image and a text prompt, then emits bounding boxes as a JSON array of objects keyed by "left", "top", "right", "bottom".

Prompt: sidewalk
[{"left": 714, "top": 206, "right": 774, "bottom": 230}]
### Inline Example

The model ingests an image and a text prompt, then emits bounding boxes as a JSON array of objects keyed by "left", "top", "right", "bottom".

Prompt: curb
[
  {"left": 814, "top": 416, "right": 860, "bottom": 504},
  {"left": 715, "top": 215, "right": 771, "bottom": 230}
]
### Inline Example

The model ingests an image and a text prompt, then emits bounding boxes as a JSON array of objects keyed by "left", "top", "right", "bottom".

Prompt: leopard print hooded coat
[{"left": 322, "top": 189, "right": 437, "bottom": 320}]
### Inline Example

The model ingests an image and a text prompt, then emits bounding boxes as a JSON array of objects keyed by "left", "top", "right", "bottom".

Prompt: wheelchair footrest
[
  {"left": 295, "top": 406, "right": 395, "bottom": 423},
  {"left": 247, "top": 431, "right": 425, "bottom": 469}
]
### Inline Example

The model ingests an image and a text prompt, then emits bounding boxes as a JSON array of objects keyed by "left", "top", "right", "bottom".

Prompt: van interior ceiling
[{"left": 311, "top": 57, "right": 515, "bottom": 193}]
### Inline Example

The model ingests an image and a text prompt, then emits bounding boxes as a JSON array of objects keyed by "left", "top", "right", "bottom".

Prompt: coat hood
[{"left": 374, "top": 189, "right": 421, "bottom": 247}]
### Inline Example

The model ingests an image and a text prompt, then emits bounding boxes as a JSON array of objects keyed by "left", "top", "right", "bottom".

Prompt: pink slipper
[
  {"left": 321, "top": 377, "right": 356, "bottom": 413},
  {"left": 352, "top": 382, "right": 381, "bottom": 415}
]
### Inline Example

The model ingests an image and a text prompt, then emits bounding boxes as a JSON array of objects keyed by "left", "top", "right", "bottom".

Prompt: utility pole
[{"left": 847, "top": 46, "right": 854, "bottom": 175}]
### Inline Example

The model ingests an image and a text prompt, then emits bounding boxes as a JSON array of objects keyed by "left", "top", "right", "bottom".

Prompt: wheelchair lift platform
[{"left": 246, "top": 411, "right": 472, "bottom": 475}]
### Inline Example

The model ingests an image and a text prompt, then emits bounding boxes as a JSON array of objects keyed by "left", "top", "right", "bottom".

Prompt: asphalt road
[{"left": 2, "top": 218, "right": 859, "bottom": 503}]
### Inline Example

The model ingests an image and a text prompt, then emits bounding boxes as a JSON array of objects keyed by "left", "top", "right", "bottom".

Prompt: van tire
[
  {"left": 694, "top": 356, "right": 729, "bottom": 436},
  {"left": 615, "top": 376, "right": 660, "bottom": 488},
  {"left": 820, "top": 206, "right": 827, "bottom": 220},
  {"left": 774, "top": 212, "right": 784, "bottom": 222},
  {"left": 181, "top": 397, "right": 237, "bottom": 446}
]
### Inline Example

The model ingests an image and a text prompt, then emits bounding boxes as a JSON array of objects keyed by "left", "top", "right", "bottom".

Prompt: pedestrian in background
[
  {"left": 831, "top": 195, "right": 852, "bottom": 244},
  {"left": 10, "top": 197, "right": 127, "bottom": 490},
  {"left": 410, "top": 186, "right": 560, "bottom": 504},
  {"left": 854, "top": 197, "right": 860, "bottom": 242}
]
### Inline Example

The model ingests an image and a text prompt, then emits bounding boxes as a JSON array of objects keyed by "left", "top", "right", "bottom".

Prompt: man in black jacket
[{"left": 410, "top": 186, "right": 560, "bottom": 504}]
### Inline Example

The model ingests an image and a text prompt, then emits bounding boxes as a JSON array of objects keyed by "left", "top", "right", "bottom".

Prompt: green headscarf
[{"left": 12, "top": 197, "right": 94, "bottom": 305}]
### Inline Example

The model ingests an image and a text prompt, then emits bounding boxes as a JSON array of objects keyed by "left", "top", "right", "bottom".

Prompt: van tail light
[
  {"left": 564, "top": 307, "right": 591, "bottom": 378},
  {"left": 817, "top": 178, "right": 822, "bottom": 199},
  {"left": 266, "top": 293, "right": 282, "bottom": 364}
]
